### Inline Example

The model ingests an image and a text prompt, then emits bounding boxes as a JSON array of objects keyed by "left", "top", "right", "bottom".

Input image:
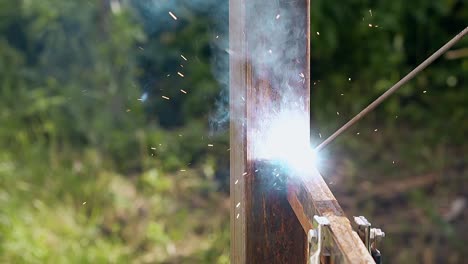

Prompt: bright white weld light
[{"left": 254, "top": 109, "right": 319, "bottom": 174}]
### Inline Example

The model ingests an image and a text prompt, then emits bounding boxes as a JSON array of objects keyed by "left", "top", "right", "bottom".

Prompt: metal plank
[
  {"left": 288, "top": 168, "right": 375, "bottom": 263},
  {"left": 230, "top": 0, "right": 310, "bottom": 262}
]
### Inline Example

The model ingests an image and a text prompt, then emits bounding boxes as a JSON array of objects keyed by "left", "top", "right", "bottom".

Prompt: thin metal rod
[{"left": 315, "top": 26, "right": 468, "bottom": 152}]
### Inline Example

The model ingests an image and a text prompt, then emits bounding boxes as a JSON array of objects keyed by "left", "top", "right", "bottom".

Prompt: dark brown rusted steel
[
  {"left": 247, "top": 161, "right": 307, "bottom": 263},
  {"left": 229, "top": 0, "right": 310, "bottom": 262},
  {"left": 230, "top": 0, "right": 375, "bottom": 262}
]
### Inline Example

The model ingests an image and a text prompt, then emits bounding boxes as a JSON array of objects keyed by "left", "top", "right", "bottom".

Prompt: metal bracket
[
  {"left": 354, "top": 216, "right": 372, "bottom": 251},
  {"left": 308, "top": 215, "right": 330, "bottom": 264},
  {"left": 354, "top": 216, "right": 385, "bottom": 264}
]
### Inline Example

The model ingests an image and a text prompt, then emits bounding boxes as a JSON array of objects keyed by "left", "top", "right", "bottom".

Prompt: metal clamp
[
  {"left": 354, "top": 216, "right": 372, "bottom": 251},
  {"left": 370, "top": 228, "right": 385, "bottom": 263},
  {"left": 308, "top": 215, "right": 330, "bottom": 264},
  {"left": 354, "top": 216, "right": 385, "bottom": 264}
]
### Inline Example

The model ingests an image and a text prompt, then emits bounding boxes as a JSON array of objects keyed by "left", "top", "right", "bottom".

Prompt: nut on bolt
[{"left": 370, "top": 228, "right": 385, "bottom": 241}]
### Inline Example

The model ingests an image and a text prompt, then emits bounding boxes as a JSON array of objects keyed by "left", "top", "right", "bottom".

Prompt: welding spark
[
  {"left": 254, "top": 109, "right": 320, "bottom": 174},
  {"left": 162, "top": 96, "right": 170, "bottom": 100},
  {"left": 168, "top": 11, "right": 178, "bottom": 20},
  {"left": 138, "top": 92, "right": 148, "bottom": 102},
  {"left": 177, "top": 72, "right": 185, "bottom": 77}
]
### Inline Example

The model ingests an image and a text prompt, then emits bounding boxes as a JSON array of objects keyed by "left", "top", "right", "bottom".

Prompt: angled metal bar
[{"left": 288, "top": 168, "right": 375, "bottom": 263}]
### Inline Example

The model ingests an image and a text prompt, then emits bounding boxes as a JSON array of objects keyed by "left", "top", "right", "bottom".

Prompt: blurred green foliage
[{"left": 0, "top": 0, "right": 466, "bottom": 263}]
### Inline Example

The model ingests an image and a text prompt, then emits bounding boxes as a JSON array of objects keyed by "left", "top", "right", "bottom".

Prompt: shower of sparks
[
  {"left": 242, "top": 172, "right": 248, "bottom": 176},
  {"left": 368, "top": 24, "right": 373, "bottom": 27},
  {"left": 208, "top": 144, "right": 214, "bottom": 147},
  {"left": 236, "top": 202, "right": 241, "bottom": 208},
  {"left": 151, "top": 147, "right": 156, "bottom": 150},
  {"left": 374, "top": 128, "right": 378, "bottom": 132},
  {"left": 180, "top": 89, "right": 187, "bottom": 94},
  {"left": 316, "top": 31, "right": 320, "bottom": 35},
  {"left": 268, "top": 49, "right": 273, "bottom": 54},
  {"left": 216, "top": 35, "right": 219, "bottom": 39},
  {"left": 177, "top": 72, "right": 185, "bottom": 77},
  {"left": 168, "top": 11, "right": 178, "bottom": 20},
  {"left": 181, "top": 54, "right": 188, "bottom": 61},
  {"left": 348, "top": 77, "right": 352, "bottom": 81},
  {"left": 236, "top": 213, "right": 240, "bottom": 219},
  {"left": 276, "top": 14, "right": 281, "bottom": 19},
  {"left": 82, "top": 202, "right": 87, "bottom": 205},
  {"left": 369, "top": 9, "right": 373, "bottom": 16},
  {"left": 423, "top": 90, "right": 427, "bottom": 93},
  {"left": 235, "top": 179, "right": 239, "bottom": 184},
  {"left": 180, "top": 169, "right": 186, "bottom": 172},
  {"left": 162, "top": 96, "right": 170, "bottom": 100}
]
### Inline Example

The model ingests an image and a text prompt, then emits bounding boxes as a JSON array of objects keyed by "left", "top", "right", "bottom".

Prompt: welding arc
[{"left": 315, "top": 26, "right": 468, "bottom": 152}]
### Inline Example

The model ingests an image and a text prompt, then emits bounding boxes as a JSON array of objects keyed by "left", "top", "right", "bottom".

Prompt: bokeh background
[{"left": 0, "top": 0, "right": 467, "bottom": 263}]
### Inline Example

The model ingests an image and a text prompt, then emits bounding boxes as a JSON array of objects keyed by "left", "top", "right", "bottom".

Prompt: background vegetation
[{"left": 0, "top": 0, "right": 466, "bottom": 263}]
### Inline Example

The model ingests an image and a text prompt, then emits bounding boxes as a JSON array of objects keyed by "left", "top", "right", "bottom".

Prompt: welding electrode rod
[{"left": 315, "top": 26, "right": 468, "bottom": 152}]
